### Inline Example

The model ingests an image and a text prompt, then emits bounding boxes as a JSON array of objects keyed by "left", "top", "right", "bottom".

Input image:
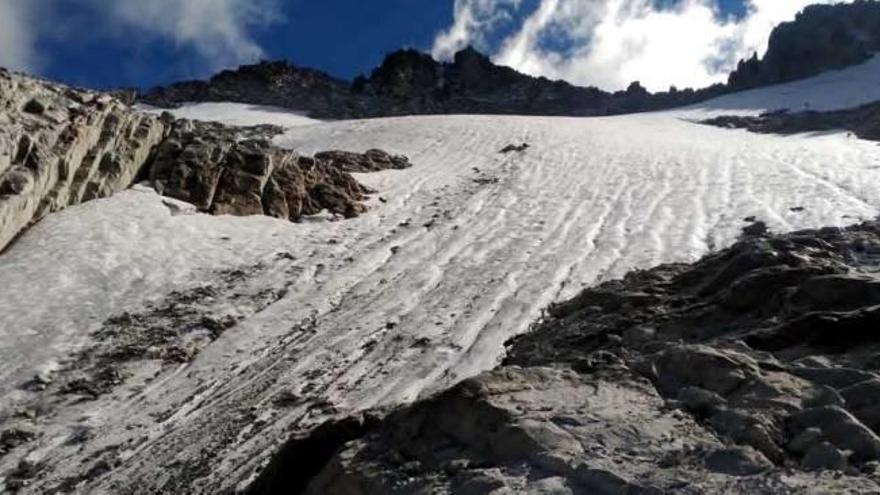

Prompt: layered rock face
[
  {"left": 271, "top": 220, "right": 880, "bottom": 494},
  {"left": 149, "top": 119, "right": 410, "bottom": 220},
  {"left": 0, "top": 70, "right": 412, "bottom": 252},
  {"left": 0, "top": 69, "right": 167, "bottom": 251}
]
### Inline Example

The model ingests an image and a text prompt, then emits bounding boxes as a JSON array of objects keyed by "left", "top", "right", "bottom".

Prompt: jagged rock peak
[
  {"left": 140, "top": 3, "right": 880, "bottom": 120},
  {"left": 729, "top": 1, "right": 880, "bottom": 89},
  {"left": 0, "top": 68, "right": 167, "bottom": 252},
  {"left": 140, "top": 46, "right": 728, "bottom": 119},
  {"left": 139, "top": 59, "right": 351, "bottom": 114}
]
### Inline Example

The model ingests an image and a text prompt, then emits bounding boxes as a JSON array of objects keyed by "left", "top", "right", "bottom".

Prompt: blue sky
[
  {"left": 0, "top": 1, "right": 839, "bottom": 92},
  {"left": 35, "top": 1, "right": 456, "bottom": 89}
]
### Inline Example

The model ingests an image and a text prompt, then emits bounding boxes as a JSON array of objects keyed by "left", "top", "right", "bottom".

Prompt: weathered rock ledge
[
  {"left": 0, "top": 69, "right": 411, "bottom": 252},
  {"left": 257, "top": 220, "right": 880, "bottom": 494}
]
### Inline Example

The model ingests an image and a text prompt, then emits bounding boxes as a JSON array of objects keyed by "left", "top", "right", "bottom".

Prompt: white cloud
[
  {"left": 0, "top": 0, "right": 40, "bottom": 71},
  {"left": 96, "top": 0, "right": 283, "bottom": 70},
  {"left": 433, "top": 0, "right": 854, "bottom": 91},
  {"left": 0, "top": 0, "right": 281, "bottom": 76}
]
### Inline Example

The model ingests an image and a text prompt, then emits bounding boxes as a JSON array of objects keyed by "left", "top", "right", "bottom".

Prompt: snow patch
[{"left": 138, "top": 101, "right": 321, "bottom": 128}]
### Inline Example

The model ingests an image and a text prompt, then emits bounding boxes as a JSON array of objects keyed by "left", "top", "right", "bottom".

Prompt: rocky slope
[
  {"left": 268, "top": 219, "right": 880, "bottom": 494},
  {"left": 0, "top": 70, "right": 410, "bottom": 252},
  {"left": 729, "top": 2, "right": 880, "bottom": 90},
  {"left": 0, "top": 68, "right": 166, "bottom": 252}
]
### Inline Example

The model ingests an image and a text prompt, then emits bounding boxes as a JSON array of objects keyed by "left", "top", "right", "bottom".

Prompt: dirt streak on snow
[{"left": 1, "top": 59, "right": 880, "bottom": 492}]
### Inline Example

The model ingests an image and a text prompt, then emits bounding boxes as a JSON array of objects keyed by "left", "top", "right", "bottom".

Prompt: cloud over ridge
[{"left": 433, "top": 0, "right": 854, "bottom": 91}]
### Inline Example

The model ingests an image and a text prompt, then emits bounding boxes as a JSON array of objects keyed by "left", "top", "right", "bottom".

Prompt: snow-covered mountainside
[{"left": 2, "top": 56, "right": 880, "bottom": 493}]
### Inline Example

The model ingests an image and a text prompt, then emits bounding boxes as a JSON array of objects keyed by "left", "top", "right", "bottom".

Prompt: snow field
[{"left": 1, "top": 57, "right": 880, "bottom": 491}]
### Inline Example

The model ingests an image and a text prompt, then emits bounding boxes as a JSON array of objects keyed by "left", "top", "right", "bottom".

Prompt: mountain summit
[
  {"left": 140, "top": 46, "right": 728, "bottom": 119},
  {"left": 139, "top": 2, "right": 880, "bottom": 120}
]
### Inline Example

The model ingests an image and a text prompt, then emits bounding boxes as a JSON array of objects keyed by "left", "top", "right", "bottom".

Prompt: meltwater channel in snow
[{"left": 2, "top": 57, "right": 880, "bottom": 491}]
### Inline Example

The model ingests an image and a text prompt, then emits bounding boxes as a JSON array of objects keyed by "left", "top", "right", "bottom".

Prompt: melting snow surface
[{"left": 2, "top": 57, "right": 880, "bottom": 490}]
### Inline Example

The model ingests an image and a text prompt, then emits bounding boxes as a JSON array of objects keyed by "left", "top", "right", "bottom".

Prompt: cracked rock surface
[
  {"left": 149, "top": 119, "right": 410, "bottom": 220},
  {"left": 0, "top": 68, "right": 166, "bottom": 251}
]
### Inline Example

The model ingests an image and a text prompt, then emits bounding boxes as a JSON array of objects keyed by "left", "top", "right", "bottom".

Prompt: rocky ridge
[
  {"left": 728, "top": 2, "right": 880, "bottom": 90},
  {"left": 140, "top": 47, "right": 727, "bottom": 119},
  {"left": 149, "top": 118, "right": 409, "bottom": 221},
  {"left": 0, "top": 68, "right": 166, "bottom": 251},
  {"left": 140, "top": 2, "right": 880, "bottom": 121},
  {"left": 139, "top": 60, "right": 353, "bottom": 118},
  {"left": 253, "top": 220, "right": 880, "bottom": 494},
  {"left": 0, "top": 69, "right": 411, "bottom": 252}
]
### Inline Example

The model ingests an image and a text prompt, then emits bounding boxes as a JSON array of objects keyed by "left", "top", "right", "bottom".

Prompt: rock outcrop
[
  {"left": 149, "top": 119, "right": 410, "bottom": 220},
  {"left": 728, "top": 2, "right": 880, "bottom": 90},
  {"left": 260, "top": 219, "right": 880, "bottom": 494},
  {"left": 137, "top": 61, "right": 353, "bottom": 116},
  {"left": 0, "top": 70, "right": 412, "bottom": 252},
  {"left": 0, "top": 68, "right": 167, "bottom": 251},
  {"left": 141, "top": 3, "right": 880, "bottom": 121},
  {"left": 703, "top": 103, "right": 880, "bottom": 142}
]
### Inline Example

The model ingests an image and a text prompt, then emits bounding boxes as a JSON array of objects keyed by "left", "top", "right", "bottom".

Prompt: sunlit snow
[{"left": 2, "top": 56, "right": 880, "bottom": 489}]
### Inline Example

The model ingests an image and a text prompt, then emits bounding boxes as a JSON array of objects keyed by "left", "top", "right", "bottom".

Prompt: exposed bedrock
[
  {"left": 0, "top": 68, "right": 167, "bottom": 252},
  {"left": 703, "top": 102, "right": 880, "bottom": 142},
  {"left": 266, "top": 220, "right": 880, "bottom": 494},
  {"left": 148, "top": 119, "right": 410, "bottom": 220},
  {"left": 0, "top": 69, "right": 411, "bottom": 252}
]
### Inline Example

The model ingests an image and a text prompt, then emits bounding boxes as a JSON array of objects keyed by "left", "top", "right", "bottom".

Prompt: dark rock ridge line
[
  {"left": 255, "top": 220, "right": 880, "bottom": 494},
  {"left": 702, "top": 102, "right": 880, "bottom": 142},
  {"left": 0, "top": 69, "right": 411, "bottom": 252},
  {"left": 140, "top": 47, "right": 728, "bottom": 119},
  {"left": 140, "top": 2, "right": 880, "bottom": 121}
]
